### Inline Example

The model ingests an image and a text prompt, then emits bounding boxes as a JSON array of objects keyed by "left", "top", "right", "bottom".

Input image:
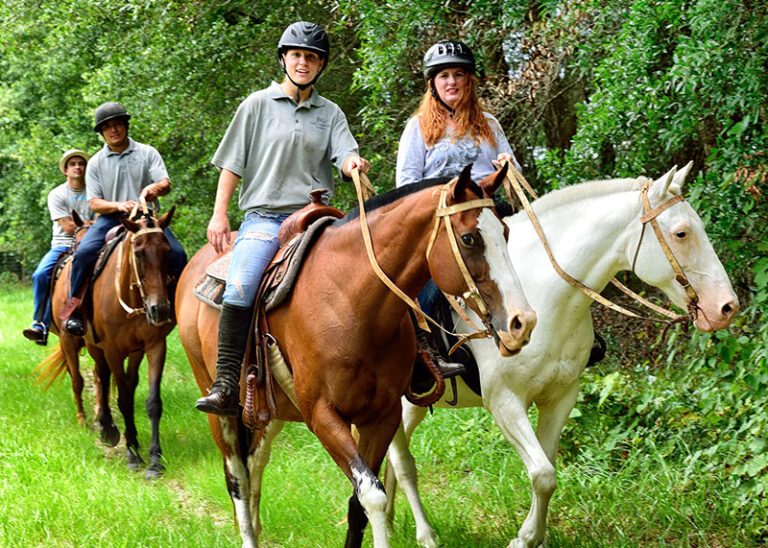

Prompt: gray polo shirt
[
  {"left": 86, "top": 137, "right": 169, "bottom": 204},
  {"left": 48, "top": 182, "right": 97, "bottom": 247},
  {"left": 211, "top": 81, "right": 359, "bottom": 213},
  {"left": 396, "top": 113, "right": 518, "bottom": 188}
]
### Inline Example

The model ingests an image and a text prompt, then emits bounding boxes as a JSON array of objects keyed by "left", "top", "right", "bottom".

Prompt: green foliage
[{"left": 1, "top": 1, "right": 767, "bottom": 543}]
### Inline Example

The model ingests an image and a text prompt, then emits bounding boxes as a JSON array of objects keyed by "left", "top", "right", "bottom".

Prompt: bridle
[
  {"left": 501, "top": 162, "right": 699, "bottom": 324},
  {"left": 115, "top": 198, "right": 170, "bottom": 322},
  {"left": 351, "top": 169, "right": 498, "bottom": 340}
]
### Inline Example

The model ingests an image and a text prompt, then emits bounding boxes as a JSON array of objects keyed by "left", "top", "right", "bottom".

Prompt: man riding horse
[{"left": 60, "top": 102, "right": 187, "bottom": 335}]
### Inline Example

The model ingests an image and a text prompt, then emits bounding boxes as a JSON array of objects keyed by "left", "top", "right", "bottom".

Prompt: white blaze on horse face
[{"left": 477, "top": 209, "right": 536, "bottom": 351}]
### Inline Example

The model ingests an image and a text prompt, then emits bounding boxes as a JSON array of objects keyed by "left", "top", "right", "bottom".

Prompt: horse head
[
  {"left": 119, "top": 207, "right": 176, "bottom": 326},
  {"left": 428, "top": 164, "right": 536, "bottom": 356},
  {"left": 70, "top": 209, "right": 94, "bottom": 251},
  {"left": 631, "top": 163, "right": 738, "bottom": 331}
]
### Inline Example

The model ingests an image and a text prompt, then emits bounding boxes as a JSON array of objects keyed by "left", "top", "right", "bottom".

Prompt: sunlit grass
[{"left": 0, "top": 286, "right": 755, "bottom": 547}]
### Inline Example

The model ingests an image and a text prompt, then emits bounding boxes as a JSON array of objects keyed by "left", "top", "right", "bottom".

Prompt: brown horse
[
  {"left": 176, "top": 166, "right": 537, "bottom": 547},
  {"left": 40, "top": 206, "right": 176, "bottom": 479},
  {"left": 35, "top": 211, "right": 93, "bottom": 425}
]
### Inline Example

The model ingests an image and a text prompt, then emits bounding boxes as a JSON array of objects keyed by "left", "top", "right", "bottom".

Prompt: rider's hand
[
  {"left": 345, "top": 155, "right": 371, "bottom": 175},
  {"left": 120, "top": 201, "right": 137, "bottom": 215},
  {"left": 207, "top": 213, "right": 231, "bottom": 255},
  {"left": 492, "top": 153, "right": 515, "bottom": 169}
]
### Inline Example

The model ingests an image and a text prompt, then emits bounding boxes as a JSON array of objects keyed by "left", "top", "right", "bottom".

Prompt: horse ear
[
  {"left": 452, "top": 164, "right": 482, "bottom": 200},
  {"left": 670, "top": 161, "right": 693, "bottom": 195},
  {"left": 480, "top": 162, "right": 508, "bottom": 197},
  {"left": 119, "top": 215, "right": 140, "bottom": 233},
  {"left": 650, "top": 165, "right": 677, "bottom": 200},
  {"left": 158, "top": 206, "right": 175, "bottom": 229},
  {"left": 71, "top": 209, "right": 84, "bottom": 227}
]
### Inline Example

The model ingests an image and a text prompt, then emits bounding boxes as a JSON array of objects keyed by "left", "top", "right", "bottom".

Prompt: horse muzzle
[
  {"left": 494, "top": 308, "right": 537, "bottom": 357},
  {"left": 145, "top": 300, "right": 173, "bottom": 326}
]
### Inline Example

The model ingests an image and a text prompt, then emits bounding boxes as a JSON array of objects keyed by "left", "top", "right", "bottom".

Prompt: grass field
[{"left": 0, "top": 285, "right": 756, "bottom": 547}]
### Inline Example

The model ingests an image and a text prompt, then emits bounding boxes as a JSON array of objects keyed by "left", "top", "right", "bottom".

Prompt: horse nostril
[
  {"left": 721, "top": 300, "right": 738, "bottom": 318},
  {"left": 511, "top": 315, "right": 523, "bottom": 332}
]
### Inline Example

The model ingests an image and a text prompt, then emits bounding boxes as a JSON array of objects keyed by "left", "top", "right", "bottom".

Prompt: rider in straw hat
[{"left": 23, "top": 149, "right": 96, "bottom": 345}]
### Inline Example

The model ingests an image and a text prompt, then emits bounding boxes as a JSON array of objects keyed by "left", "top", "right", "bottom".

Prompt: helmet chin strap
[
  {"left": 280, "top": 56, "right": 320, "bottom": 102},
  {"left": 430, "top": 82, "right": 455, "bottom": 115}
]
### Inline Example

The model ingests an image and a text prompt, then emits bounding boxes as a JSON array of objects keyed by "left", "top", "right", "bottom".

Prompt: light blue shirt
[
  {"left": 211, "top": 81, "right": 359, "bottom": 213},
  {"left": 396, "top": 113, "right": 518, "bottom": 188}
]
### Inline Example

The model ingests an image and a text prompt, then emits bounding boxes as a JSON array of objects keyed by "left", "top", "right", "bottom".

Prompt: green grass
[{"left": 0, "top": 285, "right": 756, "bottom": 547}]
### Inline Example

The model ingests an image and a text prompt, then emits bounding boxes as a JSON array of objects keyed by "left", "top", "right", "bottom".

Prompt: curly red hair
[{"left": 415, "top": 74, "right": 496, "bottom": 148}]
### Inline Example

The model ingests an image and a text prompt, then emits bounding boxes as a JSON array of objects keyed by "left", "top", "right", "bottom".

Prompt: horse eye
[
  {"left": 675, "top": 230, "right": 687, "bottom": 239},
  {"left": 461, "top": 233, "right": 477, "bottom": 247}
]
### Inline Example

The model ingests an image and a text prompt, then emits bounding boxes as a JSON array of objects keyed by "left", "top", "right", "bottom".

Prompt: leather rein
[
  {"left": 500, "top": 162, "right": 698, "bottom": 324},
  {"left": 115, "top": 198, "right": 168, "bottom": 320},
  {"left": 350, "top": 169, "right": 498, "bottom": 343}
]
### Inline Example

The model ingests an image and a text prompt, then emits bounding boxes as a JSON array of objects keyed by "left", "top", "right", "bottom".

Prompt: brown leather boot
[{"left": 416, "top": 328, "right": 465, "bottom": 379}]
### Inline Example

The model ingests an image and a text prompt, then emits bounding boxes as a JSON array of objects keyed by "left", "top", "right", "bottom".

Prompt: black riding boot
[
  {"left": 195, "top": 303, "right": 253, "bottom": 416},
  {"left": 416, "top": 328, "right": 465, "bottom": 379}
]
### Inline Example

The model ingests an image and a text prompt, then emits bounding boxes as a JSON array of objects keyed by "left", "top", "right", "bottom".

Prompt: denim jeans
[
  {"left": 31, "top": 245, "right": 69, "bottom": 329},
  {"left": 417, "top": 278, "right": 441, "bottom": 317},
  {"left": 69, "top": 213, "right": 187, "bottom": 299},
  {"left": 222, "top": 210, "right": 290, "bottom": 308}
]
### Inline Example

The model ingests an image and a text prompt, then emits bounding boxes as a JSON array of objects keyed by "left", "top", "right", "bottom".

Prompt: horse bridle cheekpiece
[
  {"left": 425, "top": 181, "right": 496, "bottom": 330},
  {"left": 115, "top": 198, "right": 168, "bottom": 321},
  {"left": 632, "top": 180, "right": 700, "bottom": 320},
  {"left": 350, "top": 169, "right": 497, "bottom": 342}
]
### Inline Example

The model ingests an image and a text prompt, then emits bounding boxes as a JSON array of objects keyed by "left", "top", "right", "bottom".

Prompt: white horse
[{"left": 384, "top": 163, "right": 739, "bottom": 548}]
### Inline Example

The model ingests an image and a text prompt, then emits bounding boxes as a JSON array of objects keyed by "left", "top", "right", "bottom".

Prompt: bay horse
[
  {"left": 42, "top": 205, "right": 176, "bottom": 479},
  {"left": 175, "top": 166, "right": 537, "bottom": 547},
  {"left": 35, "top": 211, "right": 93, "bottom": 425},
  {"left": 384, "top": 163, "right": 739, "bottom": 547}
]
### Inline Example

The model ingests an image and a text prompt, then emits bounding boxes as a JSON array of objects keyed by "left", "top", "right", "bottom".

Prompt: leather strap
[{"left": 501, "top": 162, "right": 690, "bottom": 323}]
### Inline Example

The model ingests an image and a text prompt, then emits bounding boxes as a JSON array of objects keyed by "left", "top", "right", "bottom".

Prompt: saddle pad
[{"left": 193, "top": 216, "right": 337, "bottom": 311}]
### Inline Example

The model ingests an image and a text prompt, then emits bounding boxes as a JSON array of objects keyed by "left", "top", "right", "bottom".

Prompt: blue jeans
[
  {"left": 31, "top": 245, "right": 69, "bottom": 329},
  {"left": 418, "top": 278, "right": 441, "bottom": 317},
  {"left": 69, "top": 213, "right": 187, "bottom": 299},
  {"left": 222, "top": 210, "right": 290, "bottom": 308}
]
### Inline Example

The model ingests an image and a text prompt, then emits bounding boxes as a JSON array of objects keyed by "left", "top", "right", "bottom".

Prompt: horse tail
[{"left": 34, "top": 346, "right": 68, "bottom": 390}]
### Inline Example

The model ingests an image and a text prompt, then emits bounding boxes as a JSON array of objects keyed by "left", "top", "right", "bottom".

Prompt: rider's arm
[
  {"left": 207, "top": 169, "right": 239, "bottom": 254},
  {"left": 56, "top": 216, "right": 77, "bottom": 235}
]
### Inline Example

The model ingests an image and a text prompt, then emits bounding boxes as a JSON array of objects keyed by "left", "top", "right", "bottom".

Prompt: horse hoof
[
  {"left": 126, "top": 448, "right": 145, "bottom": 471},
  {"left": 100, "top": 424, "right": 121, "bottom": 447},
  {"left": 145, "top": 463, "right": 165, "bottom": 480}
]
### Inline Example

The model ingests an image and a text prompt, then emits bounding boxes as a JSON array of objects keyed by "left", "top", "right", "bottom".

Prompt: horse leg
[
  {"left": 384, "top": 402, "right": 435, "bottom": 547},
  {"left": 89, "top": 344, "right": 120, "bottom": 447},
  {"left": 345, "top": 414, "right": 400, "bottom": 548},
  {"left": 60, "top": 334, "right": 86, "bottom": 426},
  {"left": 210, "top": 415, "right": 257, "bottom": 547},
  {"left": 485, "top": 389, "right": 556, "bottom": 548},
  {"left": 247, "top": 419, "right": 285, "bottom": 544},
  {"left": 112, "top": 350, "right": 144, "bottom": 471},
  {"left": 144, "top": 342, "right": 167, "bottom": 479}
]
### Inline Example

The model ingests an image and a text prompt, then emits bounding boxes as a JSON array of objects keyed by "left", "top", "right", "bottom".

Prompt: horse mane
[
  {"left": 524, "top": 177, "right": 644, "bottom": 216},
  {"left": 334, "top": 177, "right": 452, "bottom": 226}
]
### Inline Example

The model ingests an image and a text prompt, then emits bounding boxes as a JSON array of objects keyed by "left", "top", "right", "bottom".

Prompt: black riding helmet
[
  {"left": 277, "top": 22, "right": 329, "bottom": 91},
  {"left": 423, "top": 40, "right": 476, "bottom": 80},
  {"left": 93, "top": 102, "right": 130, "bottom": 133}
]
